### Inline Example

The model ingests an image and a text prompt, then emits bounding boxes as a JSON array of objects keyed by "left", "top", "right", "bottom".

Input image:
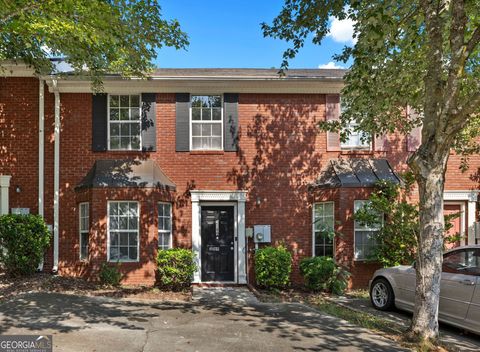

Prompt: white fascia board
[
  {"left": 1, "top": 63, "right": 36, "bottom": 77},
  {"left": 45, "top": 78, "right": 344, "bottom": 94}
]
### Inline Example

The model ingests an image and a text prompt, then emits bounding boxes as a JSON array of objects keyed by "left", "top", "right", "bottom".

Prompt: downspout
[
  {"left": 38, "top": 80, "right": 44, "bottom": 217},
  {"left": 38, "top": 79, "right": 45, "bottom": 271},
  {"left": 52, "top": 79, "right": 60, "bottom": 273}
]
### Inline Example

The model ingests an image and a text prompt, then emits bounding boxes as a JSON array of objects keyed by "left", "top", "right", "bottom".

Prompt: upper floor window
[
  {"left": 190, "top": 95, "right": 223, "bottom": 150},
  {"left": 341, "top": 120, "right": 370, "bottom": 149},
  {"left": 109, "top": 95, "right": 141, "bottom": 150},
  {"left": 354, "top": 200, "right": 382, "bottom": 260},
  {"left": 313, "top": 202, "right": 334, "bottom": 257}
]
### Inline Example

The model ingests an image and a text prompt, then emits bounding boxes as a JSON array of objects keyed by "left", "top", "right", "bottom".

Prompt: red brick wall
[
  {"left": 2, "top": 77, "right": 480, "bottom": 287},
  {"left": 0, "top": 77, "right": 40, "bottom": 213}
]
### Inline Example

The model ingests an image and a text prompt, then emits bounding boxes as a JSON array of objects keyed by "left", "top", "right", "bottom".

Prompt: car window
[{"left": 443, "top": 248, "right": 480, "bottom": 276}]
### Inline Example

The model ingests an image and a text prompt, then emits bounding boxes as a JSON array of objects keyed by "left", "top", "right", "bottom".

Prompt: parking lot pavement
[
  {"left": 0, "top": 288, "right": 408, "bottom": 351},
  {"left": 334, "top": 295, "right": 480, "bottom": 352}
]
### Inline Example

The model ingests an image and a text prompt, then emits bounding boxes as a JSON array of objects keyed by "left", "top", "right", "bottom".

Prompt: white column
[
  {"left": 467, "top": 200, "right": 477, "bottom": 245},
  {"left": 0, "top": 176, "right": 11, "bottom": 215},
  {"left": 191, "top": 199, "right": 201, "bottom": 283},
  {"left": 237, "top": 199, "right": 247, "bottom": 284}
]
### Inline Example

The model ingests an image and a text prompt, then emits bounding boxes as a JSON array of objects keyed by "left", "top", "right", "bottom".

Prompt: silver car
[{"left": 369, "top": 245, "right": 480, "bottom": 334}]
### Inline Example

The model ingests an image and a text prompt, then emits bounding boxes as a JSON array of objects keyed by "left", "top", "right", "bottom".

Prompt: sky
[{"left": 155, "top": 0, "right": 355, "bottom": 69}]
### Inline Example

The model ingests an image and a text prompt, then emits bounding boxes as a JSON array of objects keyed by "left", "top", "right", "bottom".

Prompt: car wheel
[{"left": 370, "top": 278, "right": 395, "bottom": 311}]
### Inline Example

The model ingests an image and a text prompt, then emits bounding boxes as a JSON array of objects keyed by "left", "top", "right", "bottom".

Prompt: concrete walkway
[{"left": 0, "top": 288, "right": 407, "bottom": 351}]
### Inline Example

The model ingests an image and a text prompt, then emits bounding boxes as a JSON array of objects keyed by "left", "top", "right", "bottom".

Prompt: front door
[
  {"left": 201, "top": 206, "right": 235, "bottom": 282},
  {"left": 444, "top": 204, "right": 463, "bottom": 248}
]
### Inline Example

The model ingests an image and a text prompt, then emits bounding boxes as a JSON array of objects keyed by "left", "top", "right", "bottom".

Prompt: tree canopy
[
  {"left": 0, "top": 0, "right": 188, "bottom": 86},
  {"left": 263, "top": 1, "right": 480, "bottom": 143},
  {"left": 263, "top": 0, "right": 480, "bottom": 342}
]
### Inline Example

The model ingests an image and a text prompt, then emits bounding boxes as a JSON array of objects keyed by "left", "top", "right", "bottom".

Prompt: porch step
[{"left": 192, "top": 286, "right": 258, "bottom": 306}]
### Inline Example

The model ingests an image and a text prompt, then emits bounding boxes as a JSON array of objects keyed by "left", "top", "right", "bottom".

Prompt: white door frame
[
  {"left": 0, "top": 175, "right": 11, "bottom": 215},
  {"left": 443, "top": 201, "right": 466, "bottom": 246},
  {"left": 191, "top": 190, "right": 247, "bottom": 284},
  {"left": 444, "top": 191, "right": 479, "bottom": 245}
]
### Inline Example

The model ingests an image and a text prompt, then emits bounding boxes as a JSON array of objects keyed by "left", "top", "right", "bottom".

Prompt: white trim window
[
  {"left": 341, "top": 120, "right": 370, "bottom": 149},
  {"left": 108, "top": 201, "right": 139, "bottom": 262},
  {"left": 79, "top": 202, "right": 89, "bottom": 260},
  {"left": 158, "top": 203, "right": 172, "bottom": 250},
  {"left": 108, "top": 94, "right": 141, "bottom": 150},
  {"left": 354, "top": 200, "right": 382, "bottom": 260},
  {"left": 190, "top": 95, "right": 223, "bottom": 150},
  {"left": 313, "top": 202, "right": 335, "bottom": 257}
]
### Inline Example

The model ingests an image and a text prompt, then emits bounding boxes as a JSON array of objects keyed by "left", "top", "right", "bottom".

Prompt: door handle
[{"left": 460, "top": 279, "right": 475, "bottom": 286}]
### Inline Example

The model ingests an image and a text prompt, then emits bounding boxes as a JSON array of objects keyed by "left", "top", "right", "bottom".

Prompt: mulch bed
[
  {"left": 0, "top": 272, "right": 192, "bottom": 302},
  {"left": 251, "top": 286, "right": 323, "bottom": 304}
]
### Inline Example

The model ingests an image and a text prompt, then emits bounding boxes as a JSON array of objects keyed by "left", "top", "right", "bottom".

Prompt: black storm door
[{"left": 201, "top": 206, "right": 235, "bottom": 282}]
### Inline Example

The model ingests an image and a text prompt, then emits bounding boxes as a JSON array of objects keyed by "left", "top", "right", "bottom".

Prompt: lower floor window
[
  {"left": 158, "top": 203, "right": 172, "bottom": 250},
  {"left": 108, "top": 201, "right": 139, "bottom": 261},
  {"left": 79, "top": 202, "right": 89, "bottom": 260},
  {"left": 313, "top": 202, "right": 334, "bottom": 257},
  {"left": 354, "top": 200, "right": 382, "bottom": 260},
  {"left": 80, "top": 232, "right": 89, "bottom": 260}
]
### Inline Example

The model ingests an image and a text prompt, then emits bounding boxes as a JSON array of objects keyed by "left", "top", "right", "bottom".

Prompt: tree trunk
[{"left": 408, "top": 152, "right": 449, "bottom": 341}]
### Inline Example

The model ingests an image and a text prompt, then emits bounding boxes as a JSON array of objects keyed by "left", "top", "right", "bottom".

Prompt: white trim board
[
  {"left": 443, "top": 191, "right": 479, "bottom": 245},
  {"left": 190, "top": 190, "right": 247, "bottom": 284},
  {"left": 46, "top": 79, "right": 344, "bottom": 94},
  {"left": 443, "top": 201, "right": 467, "bottom": 246},
  {"left": 0, "top": 175, "right": 11, "bottom": 215}
]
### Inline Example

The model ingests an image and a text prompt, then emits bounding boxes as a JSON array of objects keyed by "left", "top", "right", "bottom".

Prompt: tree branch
[
  {"left": 443, "top": 0, "right": 467, "bottom": 120},
  {"left": 420, "top": 0, "right": 447, "bottom": 155},
  {"left": 465, "top": 25, "right": 480, "bottom": 58},
  {"left": 0, "top": 3, "right": 41, "bottom": 23}
]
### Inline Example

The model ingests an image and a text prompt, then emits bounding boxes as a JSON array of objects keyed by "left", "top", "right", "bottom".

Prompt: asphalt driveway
[
  {"left": 0, "top": 287, "right": 407, "bottom": 352},
  {"left": 335, "top": 295, "right": 480, "bottom": 352}
]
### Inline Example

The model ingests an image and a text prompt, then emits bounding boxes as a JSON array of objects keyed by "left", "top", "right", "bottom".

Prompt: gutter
[{"left": 52, "top": 79, "right": 60, "bottom": 273}]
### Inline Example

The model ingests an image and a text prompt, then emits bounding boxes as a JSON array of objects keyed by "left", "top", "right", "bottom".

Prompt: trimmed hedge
[
  {"left": 300, "top": 256, "right": 350, "bottom": 295},
  {"left": 0, "top": 214, "right": 51, "bottom": 277},
  {"left": 254, "top": 245, "right": 292, "bottom": 289},
  {"left": 99, "top": 262, "right": 122, "bottom": 286},
  {"left": 156, "top": 248, "right": 196, "bottom": 291}
]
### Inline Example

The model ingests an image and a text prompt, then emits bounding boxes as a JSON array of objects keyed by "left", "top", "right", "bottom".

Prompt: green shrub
[
  {"left": 156, "top": 248, "right": 196, "bottom": 291},
  {"left": 300, "top": 256, "right": 350, "bottom": 295},
  {"left": 99, "top": 262, "right": 122, "bottom": 286},
  {"left": 254, "top": 245, "right": 292, "bottom": 289},
  {"left": 0, "top": 214, "right": 51, "bottom": 277}
]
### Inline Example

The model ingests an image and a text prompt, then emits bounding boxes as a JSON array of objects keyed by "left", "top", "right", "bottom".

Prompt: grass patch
[
  {"left": 345, "top": 289, "right": 369, "bottom": 299},
  {"left": 309, "top": 295, "right": 403, "bottom": 335}
]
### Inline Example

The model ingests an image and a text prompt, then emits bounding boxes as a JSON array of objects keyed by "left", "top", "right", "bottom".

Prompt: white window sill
[
  {"left": 189, "top": 150, "right": 225, "bottom": 155},
  {"left": 108, "top": 259, "right": 139, "bottom": 263},
  {"left": 107, "top": 149, "right": 143, "bottom": 152}
]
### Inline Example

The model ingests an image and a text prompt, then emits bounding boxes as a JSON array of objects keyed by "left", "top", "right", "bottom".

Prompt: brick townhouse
[{"left": 0, "top": 63, "right": 479, "bottom": 288}]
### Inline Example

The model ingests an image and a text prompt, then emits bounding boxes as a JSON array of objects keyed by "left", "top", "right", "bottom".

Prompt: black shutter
[
  {"left": 141, "top": 93, "right": 157, "bottom": 151},
  {"left": 224, "top": 93, "right": 239, "bottom": 151},
  {"left": 175, "top": 93, "right": 190, "bottom": 151},
  {"left": 92, "top": 93, "right": 108, "bottom": 152}
]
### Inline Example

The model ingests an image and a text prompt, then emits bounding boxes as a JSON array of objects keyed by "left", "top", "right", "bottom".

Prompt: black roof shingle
[
  {"left": 76, "top": 159, "right": 176, "bottom": 190},
  {"left": 312, "top": 159, "right": 401, "bottom": 188}
]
